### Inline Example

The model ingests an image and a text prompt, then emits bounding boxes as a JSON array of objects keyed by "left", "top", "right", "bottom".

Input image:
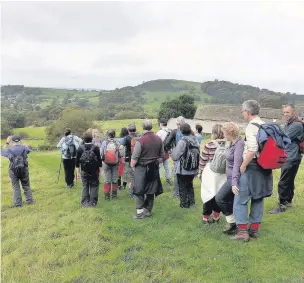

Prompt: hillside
[{"left": 2, "top": 80, "right": 304, "bottom": 129}]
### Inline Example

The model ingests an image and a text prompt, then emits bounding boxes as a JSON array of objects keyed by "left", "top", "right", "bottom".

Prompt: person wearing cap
[
  {"left": 2, "top": 135, "right": 34, "bottom": 207},
  {"left": 164, "top": 116, "right": 186, "bottom": 197},
  {"left": 120, "top": 124, "right": 139, "bottom": 198}
]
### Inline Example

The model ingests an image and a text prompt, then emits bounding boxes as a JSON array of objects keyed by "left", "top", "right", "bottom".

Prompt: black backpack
[
  {"left": 8, "top": 148, "right": 26, "bottom": 175},
  {"left": 163, "top": 129, "right": 172, "bottom": 152},
  {"left": 180, "top": 138, "right": 200, "bottom": 171},
  {"left": 79, "top": 145, "right": 99, "bottom": 173}
]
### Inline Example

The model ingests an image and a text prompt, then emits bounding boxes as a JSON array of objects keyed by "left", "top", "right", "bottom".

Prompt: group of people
[{"left": 2, "top": 100, "right": 303, "bottom": 242}]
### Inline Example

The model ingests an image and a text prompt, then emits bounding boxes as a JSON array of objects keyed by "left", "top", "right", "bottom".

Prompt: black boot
[
  {"left": 269, "top": 203, "right": 287, "bottom": 214},
  {"left": 112, "top": 190, "right": 118, "bottom": 200},
  {"left": 104, "top": 192, "right": 110, "bottom": 201},
  {"left": 223, "top": 223, "right": 237, "bottom": 234}
]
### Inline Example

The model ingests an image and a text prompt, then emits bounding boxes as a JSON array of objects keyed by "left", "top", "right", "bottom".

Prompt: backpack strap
[
  {"left": 252, "top": 122, "right": 262, "bottom": 129},
  {"left": 7, "top": 148, "right": 15, "bottom": 158},
  {"left": 7, "top": 147, "right": 26, "bottom": 158}
]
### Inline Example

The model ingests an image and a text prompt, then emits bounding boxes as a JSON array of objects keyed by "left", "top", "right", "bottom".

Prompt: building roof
[{"left": 194, "top": 105, "right": 286, "bottom": 123}]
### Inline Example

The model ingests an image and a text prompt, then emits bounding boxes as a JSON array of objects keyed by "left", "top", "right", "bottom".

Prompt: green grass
[
  {"left": 13, "top": 127, "right": 47, "bottom": 139},
  {"left": 11, "top": 119, "right": 159, "bottom": 141},
  {"left": 0, "top": 139, "right": 47, "bottom": 147},
  {"left": 94, "top": 119, "right": 158, "bottom": 135},
  {"left": 1, "top": 150, "right": 304, "bottom": 282}
]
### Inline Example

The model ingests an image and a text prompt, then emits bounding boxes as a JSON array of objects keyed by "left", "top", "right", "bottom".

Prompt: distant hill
[{"left": 1, "top": 79, "right": 304, "bottom": 113}]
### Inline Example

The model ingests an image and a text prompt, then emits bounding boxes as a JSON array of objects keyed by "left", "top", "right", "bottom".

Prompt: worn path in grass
[{"left": 1, "top": 151, "right": 304, "bottom": 283}]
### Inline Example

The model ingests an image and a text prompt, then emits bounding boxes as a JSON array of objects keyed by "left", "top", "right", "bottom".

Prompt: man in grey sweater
[{"left": 269, "top": 104, "right": 304, "bottom": 214}]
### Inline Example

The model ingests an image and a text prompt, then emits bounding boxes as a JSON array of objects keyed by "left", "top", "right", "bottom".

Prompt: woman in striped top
[{"left": 199, "top": 124, "right": 227, "bottom": 224}]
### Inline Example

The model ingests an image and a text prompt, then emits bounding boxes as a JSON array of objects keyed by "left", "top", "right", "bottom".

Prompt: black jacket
[{"left": 75, "top": 143, "right": 103, "bottom": 170}]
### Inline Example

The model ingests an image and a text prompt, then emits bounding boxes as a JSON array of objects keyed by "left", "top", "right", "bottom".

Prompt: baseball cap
[{"left": 12, "top": 134, "right": 21, "bottom": 142}]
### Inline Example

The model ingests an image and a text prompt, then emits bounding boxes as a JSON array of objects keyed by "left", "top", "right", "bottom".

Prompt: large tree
[
  {"left": 46, "top": 108, "right": 99, "bottom": 143},
  {"left": 158, "top": 94, "right": 197, "bottom": 122}
]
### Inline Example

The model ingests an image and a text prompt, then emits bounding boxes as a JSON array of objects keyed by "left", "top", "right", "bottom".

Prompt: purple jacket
[{"left": 225, "top": 137, "right": 245, "bottom": 186}]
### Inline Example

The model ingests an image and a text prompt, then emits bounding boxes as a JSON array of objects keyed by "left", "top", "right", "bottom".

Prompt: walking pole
[{"left": 57, "top": 158, "right": 62, "bottom": 184}]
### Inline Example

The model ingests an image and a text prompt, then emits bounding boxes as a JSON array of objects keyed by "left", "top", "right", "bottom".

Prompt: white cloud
[{"left": 1, "top": 1, "right": 304, "bottom": 93}]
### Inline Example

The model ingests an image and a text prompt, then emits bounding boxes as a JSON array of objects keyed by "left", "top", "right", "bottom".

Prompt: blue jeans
[
  {"left": 233, "top": 172, "right": 264, "bottom": 225},
  {"left": 159, "top": 159, "right": 171, "bottom": 180}
]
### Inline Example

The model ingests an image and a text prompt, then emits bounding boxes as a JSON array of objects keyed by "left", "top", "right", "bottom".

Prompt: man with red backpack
[
  {"left": 232, "top": 100, "right": 274, "bottom": 241},
  {"left": 100, "top": 129, "right": 121, "bottom": 200},
  {"left": 269, "top": 104, "right": 304, "bottom": 214}
]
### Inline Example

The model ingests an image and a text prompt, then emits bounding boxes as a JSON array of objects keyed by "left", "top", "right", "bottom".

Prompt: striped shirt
[{"left": 199, "top": 139, "right": 226, "bottom": 172}]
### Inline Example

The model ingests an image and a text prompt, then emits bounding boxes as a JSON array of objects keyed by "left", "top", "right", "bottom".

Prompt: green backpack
[{"left": 210, "top": 141, "right": 227, "bottom": 174}]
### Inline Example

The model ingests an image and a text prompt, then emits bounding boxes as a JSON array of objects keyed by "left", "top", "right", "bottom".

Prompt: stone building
[{"left": 167, "top": 105, "right": 304, "bottom": 134}]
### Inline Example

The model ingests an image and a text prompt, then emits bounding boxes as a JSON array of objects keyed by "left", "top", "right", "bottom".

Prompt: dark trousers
[
  {"left": 63, "top": 158, "right": 76, "bottom": 186},
  {"left": 177, "top": 174, "right": 195, "bottom": 208},
  {"left": 9, "top": 167, "right": 33, "bottom": 207},
  {"left": 278, "top": 161, "right": 301, "bottom": 204},
  {"left": 81, "top": 173, "right": 99, "bottom": 206},
  {"left": 215, "top": 179, "right": 234, "bottom": 216},
  {"left": 135, "top": 194, "right": 154, "bottom": 212},
  {"left": 203, "top": 197, "right": 221, "bottom": 216}
]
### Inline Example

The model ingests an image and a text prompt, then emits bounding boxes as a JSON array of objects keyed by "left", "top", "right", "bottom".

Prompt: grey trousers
[
  {"left": 173, "top": 174, "right": 180, "bottom": 196},
  {"left": 9, "top": 167, "right": 33, "bottom": 207},
  {"left": 103, "top": 163, "right": 119, "bottom": 184},
  {"left": 135, "top": 194, "right": 155, "bottom": 212},
  {"left": 81, "top": 173, "right": 99, "bottom": 206}
]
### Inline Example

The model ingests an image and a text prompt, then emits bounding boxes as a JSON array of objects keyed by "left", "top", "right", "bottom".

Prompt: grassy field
[
  {"left": 13, "top": 127, "right": 47, "bottom": 139},
  {"left": 95, "top": 119, "right": 158, "bottom": 135},
  {"left": 1, "top": 150, "right": 304, "bottom": 282},
  {"left": 11, "top": 120, "right": 159, "bottom": 142}
]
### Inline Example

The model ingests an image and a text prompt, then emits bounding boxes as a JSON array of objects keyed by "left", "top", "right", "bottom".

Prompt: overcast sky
[{"left": 1, "top": 1, "right": 304, "bottom": 93}]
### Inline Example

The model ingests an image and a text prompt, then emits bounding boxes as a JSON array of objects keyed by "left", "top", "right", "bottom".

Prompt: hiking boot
[
  {"left": 82, "top": 202, "right": 90, "bottom": 208},
  {"left": 223, "top": 223, "right": 237, "bottom": 235},
  {"left": 119, "top": 185, "right": 126, "bottom": 190},
  {"left": 285, "top": 202, "right": 292, "bottom": 208},
  {"left": 248, "top": 229, "right": 259, "bottom": 239},
  {"left": 112, "top": 190, "right": 118, "bottom": 200},
  {"left": 201, "top": 215, "right": 215, "bottom": 225},
  {"left": 269, "top": 204, "right": 286, "bottom": 214},
  {"left": 143, "top": 208, "right": 152, "bottom": 217},
  {"left": 231, "top": 229, "right": 250, "bottom": 242},
  {"left": 104, "top": 192, "right": 110, "bottom": 201},
  {"left": 27, "top": 200, "right": 35, "bottom": 205},
  {"left": 133, "top": 213, "right": 148, "bottom": 219}
]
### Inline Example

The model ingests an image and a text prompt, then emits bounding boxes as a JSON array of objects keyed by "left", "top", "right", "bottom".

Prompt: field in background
[{"left": 1, "top": 151, "right": 304, "bottom": 283}]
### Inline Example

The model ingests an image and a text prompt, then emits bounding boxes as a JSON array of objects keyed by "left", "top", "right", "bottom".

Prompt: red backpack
[
  {"left": 103, "top": 140, "right": 119, "bottom": 165},
  {"left": 293, "top": 119, "right": 304, "bottom": 154},
  {"left": 252, "top": 123, "right": 287, "bottom": 170}
]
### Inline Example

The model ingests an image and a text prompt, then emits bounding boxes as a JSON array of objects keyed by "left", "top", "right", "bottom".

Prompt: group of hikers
[{"left": 2, "top": 100, "right": 304, "bottom": 242}]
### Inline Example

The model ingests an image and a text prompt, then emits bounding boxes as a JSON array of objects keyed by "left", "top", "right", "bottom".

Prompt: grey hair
[
  {"left": 242, "top": 100, "right": 260, "bottom": 116},
  {"left": 176, "top": 116, "right": 185, "bottom": 125},
  {"left": 142, "top": 119, "right": 153, "bottom": 131},
  {"left": 284, "top": 104, "right": 296, "bottom": 110}
]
